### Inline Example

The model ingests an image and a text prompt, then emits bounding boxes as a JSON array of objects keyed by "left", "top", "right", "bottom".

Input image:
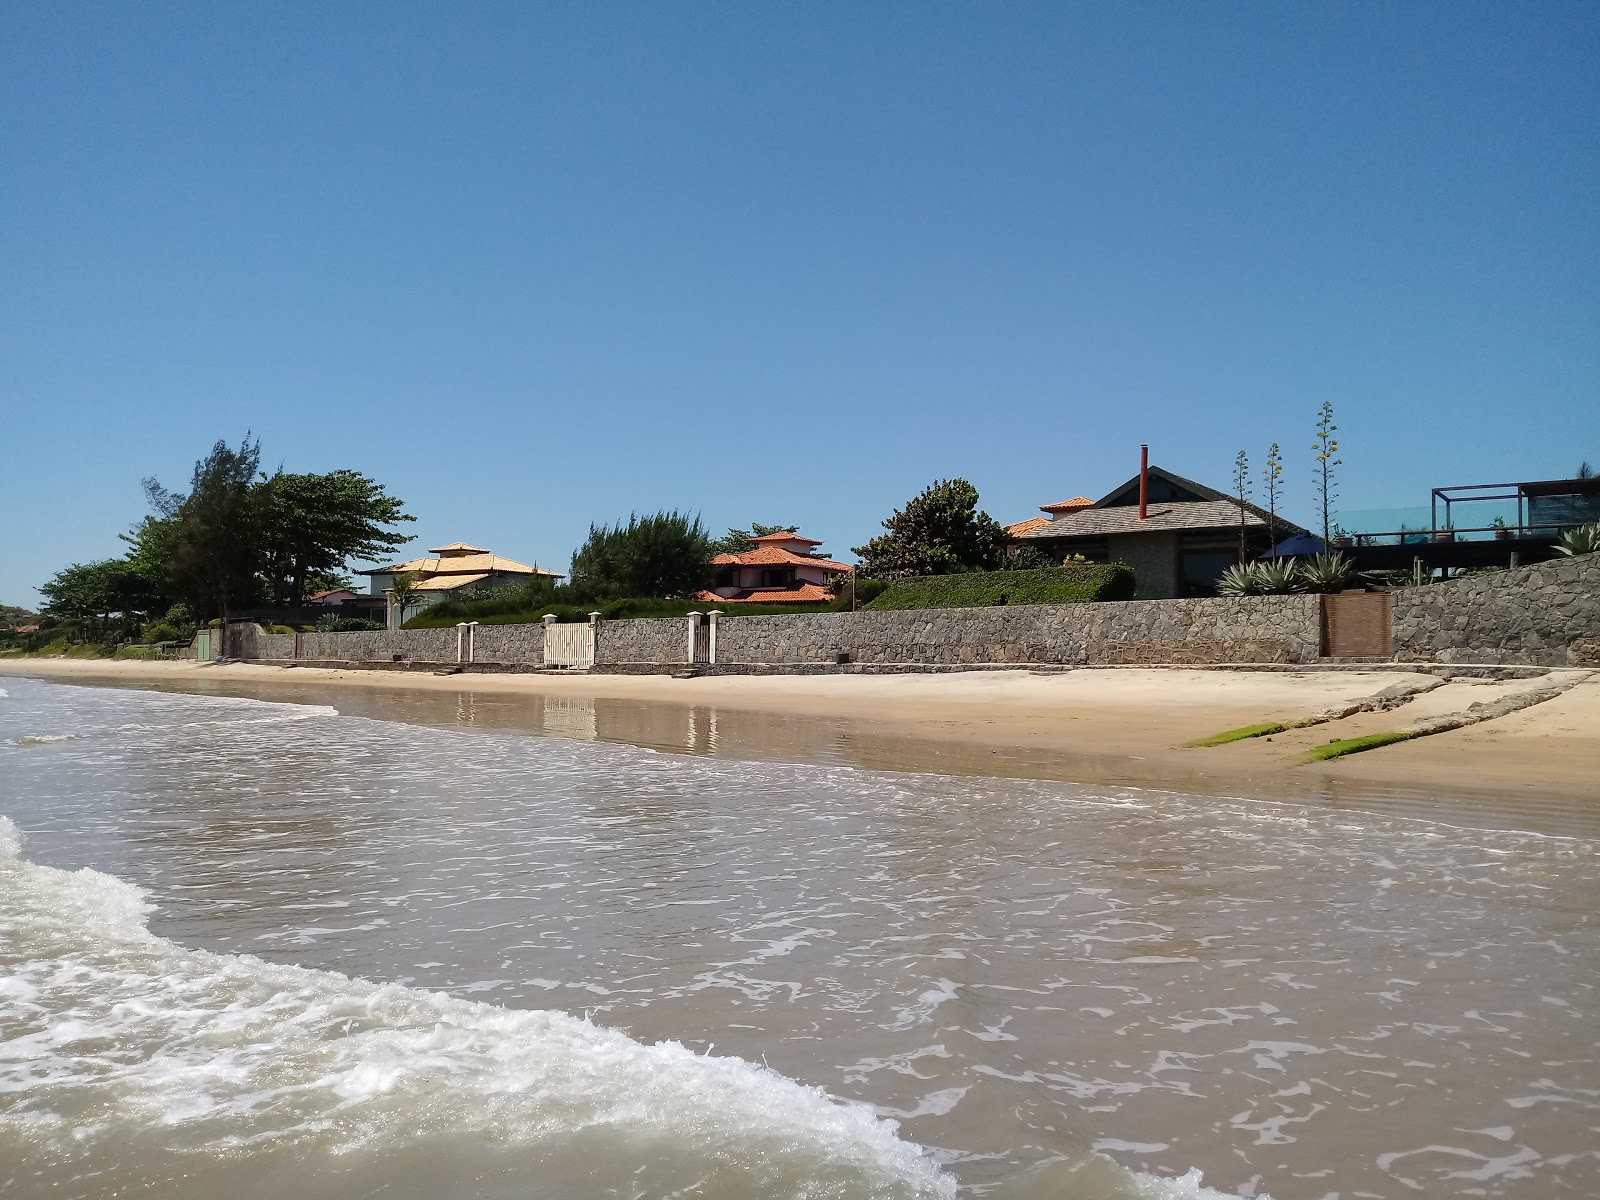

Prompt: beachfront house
[
  {"left": 696, "top": 531, "right": 851, "bottom": 604},
  {"left": 1016, "top": 465, "right": 1299, "bottom": 599},
  {"left": 361, "top": 542, "right": 565, "bottom": 627},
  {"left": 305, "top": 587, "right": 362, "bottom": 606}
]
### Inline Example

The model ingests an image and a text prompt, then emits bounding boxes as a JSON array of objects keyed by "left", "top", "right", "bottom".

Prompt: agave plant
[
  {"left": 1217, "top": 563, "right": 1260, "bottom": 596},
  {"left": 1253, "top": 558, "right": 1304, "bottom": 594},
  {"left": 1553, "top": 522, "right": 1600, "bottom": 557},
  {"left": 1298, "top": 552, "right": 1355, "bottom": 594}
]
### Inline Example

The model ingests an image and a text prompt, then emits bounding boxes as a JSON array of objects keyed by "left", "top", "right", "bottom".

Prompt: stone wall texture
[
  {"left": 1392, "top": 554, "right": 1600, "bottom": 666},
  {"left": 714, "top": 595, "right": 1322, "bottom": 666},
  {"left": 473, "top": 624, "right": 546, "bottom": 666},
  {"left": 599, "top": 618, "right": 688, "bottom": 665},
  {"left": 233, "top": 558, "right": 1597, "bottom": 669},
  {"left": 253, "top": 627, "right": 461, "bottom": 662}
]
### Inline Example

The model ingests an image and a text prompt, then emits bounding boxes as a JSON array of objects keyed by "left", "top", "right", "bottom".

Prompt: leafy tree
[
  {"left": 1313, "top": 402, "right": 1342, "bottom": 546},
  {"left": 851, "top": 479, "right": 1007, "bottom": 578},
  {"left": 569, "top": 511, "right": 715, "bottom": 600},
  {"left": 143, "top": 436, "right": 264, "bottom": 626},
  {"left": 708, "top": 522, "right": 821, "bottom": 556},
  {"left": 255, "top": 469, "right": 414, "bottom": 605},
  {"left": 39, "top": 559, "right": 160, "bottom": 642}
]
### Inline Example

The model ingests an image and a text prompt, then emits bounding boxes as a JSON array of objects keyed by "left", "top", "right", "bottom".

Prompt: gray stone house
[{"left": 1018, "top": 466, "right": 1300, "bottom": 598}]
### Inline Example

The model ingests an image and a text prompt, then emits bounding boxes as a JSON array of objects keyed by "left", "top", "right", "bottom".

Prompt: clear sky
[{"left": 3, "top": 2, "right": 1597, "bottom": 607}]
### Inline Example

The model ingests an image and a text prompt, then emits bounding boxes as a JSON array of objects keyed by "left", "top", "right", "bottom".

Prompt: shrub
[
  {"left": 827, "top": 574, "right": 891, "bottom": 607},
  {"left": 1254, "top": 559, "right": 1304, "bottom": 595},
  {"left": 141, "top": 620, "right": 190, "bottom": 644},
  {"left": 1554, "top": 522, "right": 1600, "bottom": 557},
  {"left": 1217, "top": 563, "right": 1260, "bottom": 596},
  {"left": 1297, "top": 552, "right": 1354, "bottom": 593},
  {"left": 863, "top": 564, "right": 1134, "bottom": 610},
  {"left": 331, "top": 617, "right": 386, "bottom": 632}
]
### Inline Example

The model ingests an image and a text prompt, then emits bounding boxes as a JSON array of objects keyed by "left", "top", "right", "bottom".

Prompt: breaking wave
[
  {"left": 0, "top": 814, "right": 1256, "bottom": 1199},
  {"left": 0, "top": 816, "right": 955, "bottom": 1198}
]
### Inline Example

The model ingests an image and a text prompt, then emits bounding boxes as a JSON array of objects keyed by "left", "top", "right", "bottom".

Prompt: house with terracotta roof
[
  {"left": 1005, "top": 495, "right": 1094, "bottom": 542},
  {"left": 696, "top": 532, "right": 851, "bottom": 604},
  {"left": 360, "top": 542, "right": 565, "bottom": 625},
  {"left": 306, "top": 587, "right": 362, "bottom": 606},
  {"left": 1016, "top": 467, "right": 1302, "bottom": 599}
]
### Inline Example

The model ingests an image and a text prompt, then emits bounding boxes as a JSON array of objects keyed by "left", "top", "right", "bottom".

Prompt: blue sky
[{"left": 3, "top": 2, "right": 1596, "bottom": 606}]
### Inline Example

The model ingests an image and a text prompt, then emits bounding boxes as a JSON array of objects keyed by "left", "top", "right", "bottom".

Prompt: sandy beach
[{"left": 7, "top": 657, "right": 1596, "bottom": 822}]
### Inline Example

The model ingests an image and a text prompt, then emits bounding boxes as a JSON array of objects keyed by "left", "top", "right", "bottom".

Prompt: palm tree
[{"left": 387, "top": 571, "right": 421, "bottom": 628}]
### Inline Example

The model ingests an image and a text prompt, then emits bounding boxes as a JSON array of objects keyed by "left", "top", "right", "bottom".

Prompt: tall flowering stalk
[
  {"left": 1233, "top": 449, "right": 1252, "bottom": 563},
  {"left": 1314, "top": 402, "right": 1342, "bottom": 545}
]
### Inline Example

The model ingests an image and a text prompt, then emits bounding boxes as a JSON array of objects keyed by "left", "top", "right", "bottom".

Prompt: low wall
[
  {"left": 474, "top": 624, "right": 546, "bottom": 666},
  {"left": 599, "top": 617, "right": 689, "bottom": 664},
  {"left": 713, "top": 595, "right": 1322, "bottom": 666},
  {"left": 254, "top": 627, "right": 460, "bottom": 662},
  {"left": 1393, "top": 555, "right": 1600, "bottom": 666},
  {"left": 231, "top": 559, "right": 1598, "bottom": 670}
]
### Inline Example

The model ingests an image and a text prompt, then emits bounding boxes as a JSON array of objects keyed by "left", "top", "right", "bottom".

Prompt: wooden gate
[
  {"left": 692, "top": 618, "right": 711, "bottom": 664},
  {"left": 1320, "top": 592, "right": 1392, "bottom": 658},
  {"left": 195, "top": 630, "right": 212, "bottom": 661},
  {"left": 545, "top": 622, "right": 595, "bottom": 668}
]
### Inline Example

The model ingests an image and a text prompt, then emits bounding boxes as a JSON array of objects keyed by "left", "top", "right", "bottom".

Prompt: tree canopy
[
  {"left": 38, "top": 437, "right": 415, "bottom": 641},
  {"left": 707, "top": 522, "right": 827, "bottom": 557},
  {"left": 38, "top": 558, "right": 161, "bottom": 641},
  {"left": 256, "top": 469, "right": 414, "bottom": 606},
  {"left": 851, "top": 479, "right": 1008, "bottom": 578},
  {"left": 569, "top": 511, "right": 715, "bottom": 601}
]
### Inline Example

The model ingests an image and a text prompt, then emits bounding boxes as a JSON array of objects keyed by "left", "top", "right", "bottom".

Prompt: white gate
[{"left": 544, "top": 622, "right": 595, "bottom": 668}]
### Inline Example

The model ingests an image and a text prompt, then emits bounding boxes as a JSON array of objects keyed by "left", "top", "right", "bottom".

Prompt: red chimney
[{"left": 1138, "top": 444, "right": 1149, "bottom": 521}]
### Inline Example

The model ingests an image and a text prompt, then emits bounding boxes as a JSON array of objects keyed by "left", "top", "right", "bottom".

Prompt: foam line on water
[
  {"left": 0, "top": 812, "right": 1261, "bottom": 1199},
  {"left": 0, "top": 815, "right": 956, "bottom": 1197}
]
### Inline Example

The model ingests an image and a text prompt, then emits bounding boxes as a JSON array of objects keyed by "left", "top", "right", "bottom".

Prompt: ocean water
[{"left": 1, "top": 677, "right": 1596, "bottom": 1199}]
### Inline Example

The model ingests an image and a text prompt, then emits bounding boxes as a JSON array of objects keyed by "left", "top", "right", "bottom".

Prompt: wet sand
[{"left": 7, "top": 658, "right": 1597, "bottom": 836}]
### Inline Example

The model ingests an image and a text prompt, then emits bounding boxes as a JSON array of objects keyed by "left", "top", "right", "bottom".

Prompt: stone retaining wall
[
  {"left": 713, "top": 595, "right": 1321, "bottom": 666},
  {"left": 474, "top": 624, "right": 546, "bottom": 666},
  {"left": 599, "top": 617, "right": 688, "bottom": 664},
  {"left": 1392, "top": 554, "right": 1600, "bottom": 666},
  {"left": 253, "top": 627, "right": 460, "bottom": 662}
]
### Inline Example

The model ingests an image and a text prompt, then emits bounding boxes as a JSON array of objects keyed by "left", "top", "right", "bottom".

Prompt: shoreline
[{"left": 5, "top": 657, "right": 1598, "bottom": 835}]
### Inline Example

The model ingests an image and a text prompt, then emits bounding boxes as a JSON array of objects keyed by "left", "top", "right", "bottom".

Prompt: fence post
[
  {"left": 467, "top": 621, "right": 478, "bottom": 664},
  {"left": 686, "top": 612, "right": 703, "bottom": 664},
  {"left": 588, "top": 612, "right": 602, "bottom": 668},
  {"left": 541, "top": 613, "right": 557, "bottom": 667},
  {"left": 707, "top": 609, "right": 722, "bottom": 665}
]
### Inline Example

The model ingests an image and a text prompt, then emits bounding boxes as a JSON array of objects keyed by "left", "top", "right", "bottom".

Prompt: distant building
[
  {"left": 305, "top": 587, "right": 361, "bottom": 606},
  {"left": 361, "top": 542, "right": 565, "bottom": 626},
  {"left": 1005, "top": 495, "right": 1093, "bottom": 542},
  {"left": 697, "top": 532, "right": 851, "bottom": 604},
  {"left": 1017, "top": 467, "right": 1299, "bottom": 599}
]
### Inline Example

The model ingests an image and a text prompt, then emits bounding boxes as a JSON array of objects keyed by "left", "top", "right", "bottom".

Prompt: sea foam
[{"left": 0, "top": 815, "right": 955, "bottom": 1199}]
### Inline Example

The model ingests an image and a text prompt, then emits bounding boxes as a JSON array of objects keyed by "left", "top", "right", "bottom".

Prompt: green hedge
[{"left": 863, "top": 564, "right": 1135, "bottom": 610}]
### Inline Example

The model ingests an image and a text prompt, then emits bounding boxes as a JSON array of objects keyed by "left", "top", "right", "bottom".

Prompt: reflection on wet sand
[{"left": 110, "top": 675, "right": 1600, "bottom": 839}]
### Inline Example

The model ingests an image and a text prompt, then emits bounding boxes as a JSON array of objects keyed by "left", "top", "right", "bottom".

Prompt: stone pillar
[
  {"left": 687, "top": 612, "right": 703, "bottom": 664},
  {"left": 466, "top": 621, "right": 479, "bottom": 664},
  {"left": 707, "top": 609, "right": 723, "bottom": 665}
]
